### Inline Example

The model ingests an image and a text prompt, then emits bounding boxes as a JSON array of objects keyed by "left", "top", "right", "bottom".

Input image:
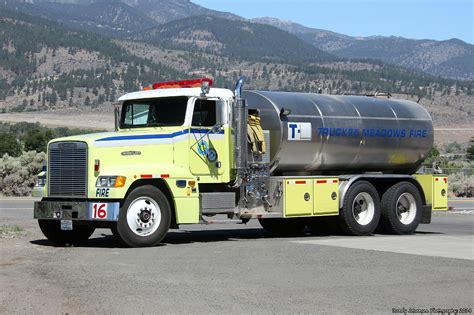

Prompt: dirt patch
[
  {"left": 0, "top": 225, "right": 24, "bottom": 239},
  {"left": 0, "top": 221, "right": 83, "bottom": 314},
  {"left": 0, "top": 111, "right": 114, "bottom": 130}
]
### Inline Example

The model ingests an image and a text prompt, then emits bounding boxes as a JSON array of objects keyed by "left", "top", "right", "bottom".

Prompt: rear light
[{"left": 94, "top": 159, "right": 100, "bottom": 172}]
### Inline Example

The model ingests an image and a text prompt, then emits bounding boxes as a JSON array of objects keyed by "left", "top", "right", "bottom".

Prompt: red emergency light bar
[{"left": 151, "top": 78, "right": 213, "bottom": 90}]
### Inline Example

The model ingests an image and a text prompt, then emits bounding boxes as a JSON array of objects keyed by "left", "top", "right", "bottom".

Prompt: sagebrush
[
  {"left": 0, "top": 151, "right": 46, "bottom": 196},
  {"left": 448, "top": 172, "right": 474, "bottom": 197}
]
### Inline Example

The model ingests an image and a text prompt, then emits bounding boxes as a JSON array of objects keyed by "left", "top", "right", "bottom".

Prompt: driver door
[{"left": 188, "top": 98, "right": 228, "bottom": 180}]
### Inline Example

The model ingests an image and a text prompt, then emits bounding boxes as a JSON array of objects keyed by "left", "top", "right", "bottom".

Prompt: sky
[{"left": 192, "top": 0, "right": 473, "bottom": 43}]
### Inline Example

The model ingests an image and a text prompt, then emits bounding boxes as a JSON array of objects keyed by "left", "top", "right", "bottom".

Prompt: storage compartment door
[
  {"left": 313, "top": 178, "right": 339, "bottom": 215},
  {"left": 433, "top": 176, "right": 448, "bottom": 210},
  {"left": 284, "top": 179, "right": 313, "bottom": 217}
]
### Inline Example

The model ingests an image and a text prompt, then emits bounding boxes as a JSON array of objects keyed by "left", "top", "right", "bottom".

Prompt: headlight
[
  {"left": 36, "top": 176, "right": 46, "bottom": 187},
  {"left": 96, "top": 176, "right": 126, "bottom": 188}
]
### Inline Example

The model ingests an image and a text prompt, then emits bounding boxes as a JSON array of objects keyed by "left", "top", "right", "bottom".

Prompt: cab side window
[{"left": 192, "top": 100, "right": 216, "bottom": 127}]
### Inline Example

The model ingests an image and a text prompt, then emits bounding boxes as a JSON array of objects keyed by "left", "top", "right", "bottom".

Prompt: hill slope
[
  {"left": 122, "top": 0, "right": 241, "bottom": 23},
  {"left": 252, "top": 17, "right": 474, "bottom": 80},
  {"left": 2, "top": 0, "right": 241, "bottom": 36},
  {"left": 0, "top": 6, "right": 472, "bottom": 127},
  {"left": 1, "top": 0, "right": 159, "bottom": 35},
  {"left": 135, "top": 16, "right": 337, "bottom": 64},
  {"left": 3, "top": 1, "right": 473, "bottom": 80},
  {"left": 0, "top": 6, "right": 183, "bottom": 109}
]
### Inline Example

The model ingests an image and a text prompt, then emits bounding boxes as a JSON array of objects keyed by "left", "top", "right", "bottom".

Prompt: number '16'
[{"left": 93, "top": 203, "right": 107, "bottom": 219}]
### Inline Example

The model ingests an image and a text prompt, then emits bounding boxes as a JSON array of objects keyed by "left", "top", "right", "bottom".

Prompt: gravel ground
[{"left": 0, "top": 201, "right": 473, "bottom": 314}]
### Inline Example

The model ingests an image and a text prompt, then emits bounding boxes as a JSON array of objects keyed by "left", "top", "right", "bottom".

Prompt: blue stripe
[{"left": 95, "top": 128, "right": 224, "bottom": 142}]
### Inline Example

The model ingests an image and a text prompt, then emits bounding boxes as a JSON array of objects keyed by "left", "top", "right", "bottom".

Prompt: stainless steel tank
[{"left": 242, "top": 91, "right": 433, "bottom": 175}]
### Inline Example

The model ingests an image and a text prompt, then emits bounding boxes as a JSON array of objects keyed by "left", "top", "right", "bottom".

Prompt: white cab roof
[{"left": 118, "top": 87, "right": 234, "bottom": 102}]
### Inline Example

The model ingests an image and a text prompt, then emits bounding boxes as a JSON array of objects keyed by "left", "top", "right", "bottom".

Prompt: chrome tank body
[{"left": 242, "top": 91, "right": 433, "bottom": 175}]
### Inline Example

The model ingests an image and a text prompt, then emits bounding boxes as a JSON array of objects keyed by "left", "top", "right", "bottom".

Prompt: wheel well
[
  {"left": 364, "top": 177, "right": 426, "bottom": 205},
  {"left": 342, "top": 176, "right": 427, "bottom": 206},
  {"left": 124, "top": 179, "right": 178, "bottom": 229}
]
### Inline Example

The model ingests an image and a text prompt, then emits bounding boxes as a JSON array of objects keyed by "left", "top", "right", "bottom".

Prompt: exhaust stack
[{"left": 233, "top": 77, "right": 248, "bottom": 175}]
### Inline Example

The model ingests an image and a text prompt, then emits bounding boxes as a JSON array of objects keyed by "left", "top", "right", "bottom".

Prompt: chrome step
[{"left": 200, "top": 216, "right": 245, "bottom": 225}]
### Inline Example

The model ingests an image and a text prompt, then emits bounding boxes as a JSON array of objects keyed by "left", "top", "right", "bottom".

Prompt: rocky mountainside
[
  {"left": 3, "top": 0, "right": 473, "bottom": 80},
  {"left": 122, "top": 0, "right": 241, "bottom": 24},
  {"left": 1, "top": 0, "right": 240, "bottom": 35},
  {"left": 1, "top": 5, "right": 472, "bottom": 128},
  {"left": 1, "top": 0, "right": 158, "bottom": 35},
  {"left": 252, "top": 17, "right": 474, "bottom": 80},
  {"left": 0, "top": 6, "right": 183, "bottom": 110},
  {"left": 135, "top": 16, "right": 336, "bottom": 64}
]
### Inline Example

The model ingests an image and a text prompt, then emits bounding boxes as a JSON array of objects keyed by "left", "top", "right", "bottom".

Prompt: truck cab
[{"left": 34, "top": 78, "right": 239, "bottom": 247}]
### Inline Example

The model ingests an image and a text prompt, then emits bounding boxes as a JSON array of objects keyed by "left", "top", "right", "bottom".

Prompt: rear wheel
[
  {"left": 115, "top": 185, "right": 171, "bottom": 247},
  {"left": 38, "top": 220, "right": 95, "bottom": 246},
  {"left": 380, "top": 182, "right": 422, "bottom": 234},
  {"left": 339, "top": 181, "right": 381, "bottom": 235},
  {"left": 258, "top": 218, "right": 305, "bottom": 235}
]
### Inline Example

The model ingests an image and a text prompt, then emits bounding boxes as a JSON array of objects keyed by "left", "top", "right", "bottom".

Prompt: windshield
[{"left": 120, "top": 97, "right": 188, "bottom": 128}]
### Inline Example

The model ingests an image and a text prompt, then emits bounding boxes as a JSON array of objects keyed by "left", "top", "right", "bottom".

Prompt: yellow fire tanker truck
[{"left": 33, "top": 77, "right": 448, "bottom": 247}]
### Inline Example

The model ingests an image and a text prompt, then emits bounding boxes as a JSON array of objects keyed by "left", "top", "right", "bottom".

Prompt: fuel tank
[{"left": 242, "top": 91, "right": 433, "bottom": 175}]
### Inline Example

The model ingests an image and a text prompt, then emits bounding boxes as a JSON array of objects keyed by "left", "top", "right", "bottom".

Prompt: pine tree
[{"left": 84, "top": 96, "right": 90, "bottom": 106}]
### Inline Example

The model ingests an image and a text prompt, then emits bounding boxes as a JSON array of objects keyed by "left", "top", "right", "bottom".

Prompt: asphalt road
[
  {"left": 449, "top": 198, "right": 474, "bottom": 211},
  {"left": 0, "top": 199, "right": 473, "bottom": 314}
]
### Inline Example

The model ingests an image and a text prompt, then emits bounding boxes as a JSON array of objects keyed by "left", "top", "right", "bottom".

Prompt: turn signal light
[
  {"left": 96, "top": 176, "right": 126, "bottom": 188},
  {"left": 114, "top": 176, "right": 127, "bottom": 188}
]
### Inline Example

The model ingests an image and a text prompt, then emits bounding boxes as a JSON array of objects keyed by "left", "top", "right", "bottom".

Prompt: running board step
[{"left": 200, "top": 216, "right": 245, "bottom": 225}]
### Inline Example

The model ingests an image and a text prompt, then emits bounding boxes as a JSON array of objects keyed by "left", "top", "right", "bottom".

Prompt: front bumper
[{"left": 34, "top": 200, "right": 120, "bottom": 221}]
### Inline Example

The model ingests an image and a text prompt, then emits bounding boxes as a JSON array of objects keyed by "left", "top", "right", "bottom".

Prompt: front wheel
[
  {"left": 380, "top": 182, "right": 422, "bottom": 234},
  {"left": 38, "top": 220, "right": 95, "bottom": 246},
  {"left": 115, "top": 185, "right": 171, "bottom": 247}
]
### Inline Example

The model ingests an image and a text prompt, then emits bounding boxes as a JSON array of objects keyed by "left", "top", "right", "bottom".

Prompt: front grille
[{"left": 48, "top": 141, "right": 87, "bottom": 197}]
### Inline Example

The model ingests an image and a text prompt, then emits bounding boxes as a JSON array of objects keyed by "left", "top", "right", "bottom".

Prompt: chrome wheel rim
[
  {"left": 396, "top": 193, "right": 416, "bottom": 225},
  {"left": 352, "top": 192, "right": 375, "bottom": 226},
  {"left": 126, "top": 197, "right": 161, "bottom": 236}
]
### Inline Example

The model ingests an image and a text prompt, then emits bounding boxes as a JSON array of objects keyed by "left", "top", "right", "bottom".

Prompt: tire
[
  {"left": 380, "top": 182, "right": 422, "bottom": 235},
  {"left": 258, "top": 218, "right": 305, "bottom": 235},
  {"left": 38, "top": 220, "right": 95, "bottom": 246},
  {"left": 116, "top": 185, "right": 171, "bottom": 247},
  {"left": 339, "top": 181, "right": 381, "bottom": 236}
]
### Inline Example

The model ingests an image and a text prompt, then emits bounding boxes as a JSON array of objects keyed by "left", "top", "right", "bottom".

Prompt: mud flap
[{"left": 421, "top": 204, "right": 432, "bottom": 224}]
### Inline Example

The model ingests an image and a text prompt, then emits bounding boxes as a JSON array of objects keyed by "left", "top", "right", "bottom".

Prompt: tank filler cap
[{"left": 280, "top": 108, "right": 291, "bottom": 118}]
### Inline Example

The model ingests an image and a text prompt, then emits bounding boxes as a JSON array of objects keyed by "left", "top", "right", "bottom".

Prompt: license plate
[{"left": 60, "top": 220, "right": 73, "bottom": 231}]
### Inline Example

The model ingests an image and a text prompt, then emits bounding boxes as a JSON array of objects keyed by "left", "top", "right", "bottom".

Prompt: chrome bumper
[{"left": 34, "top": 200, "right": 120, "bottom": 221}]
